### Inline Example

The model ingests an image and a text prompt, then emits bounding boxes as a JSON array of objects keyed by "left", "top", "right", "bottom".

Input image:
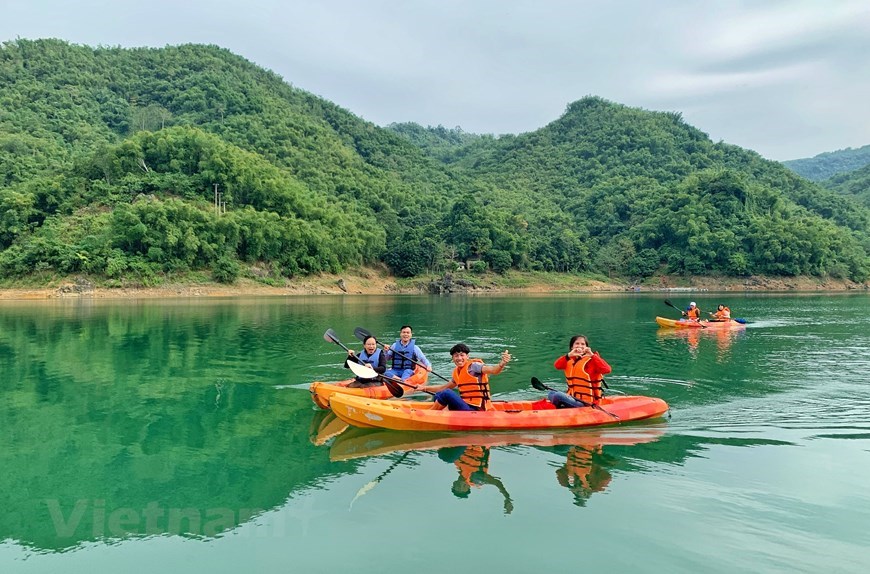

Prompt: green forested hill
[
  {"left": 782, "top": 144, "right": 870, "bottom": 182},
  {"left": 823, "top": 163, "right": 870, "bottom": 208},
  {"left": 394, "top": 99, "right": 870, "bottom": 280},
  {"left": 1, "top": 39, "right": 869, "bottom": 285}
]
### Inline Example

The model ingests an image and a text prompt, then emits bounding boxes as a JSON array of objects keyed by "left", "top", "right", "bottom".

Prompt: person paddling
[
  {"left": 383, "top": 325, "right": 431, "bottom": 381},
  {"left": 681, "top": 301, "right": 701, "bottom": 322}
]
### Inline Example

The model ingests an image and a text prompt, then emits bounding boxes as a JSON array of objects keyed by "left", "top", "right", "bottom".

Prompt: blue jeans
[
  {"left": 434, "top": 390, "right": 477, "bottom": 411},
  {"left": 384, "top": 368, "right": 415, "bottom": 381},
  {"left": 548, "top": 390, "right": 587, "bottom": 408}
]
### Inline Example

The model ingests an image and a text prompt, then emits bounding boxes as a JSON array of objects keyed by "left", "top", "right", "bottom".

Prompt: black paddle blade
[
  {"left": 530, "top": 377, "right": 549, "bottom": 392},
  {"left": 384, "top": 377, "right": 404, "bottom": 398},
  {"left": 353, "top": 326, "right": 373, "bottom": 342}
]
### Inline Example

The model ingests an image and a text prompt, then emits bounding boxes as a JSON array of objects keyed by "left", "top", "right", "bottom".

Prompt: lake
[{"left": 1, "top": 292, "right": 868, "bottom": 573}]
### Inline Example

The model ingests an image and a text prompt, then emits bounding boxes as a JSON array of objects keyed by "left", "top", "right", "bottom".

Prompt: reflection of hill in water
[
  {"left": 0, "top": 303, "right": 351, "bottom": 551},
  {"left": 1, "top": 380, "right": 342, "bottom": 550}
]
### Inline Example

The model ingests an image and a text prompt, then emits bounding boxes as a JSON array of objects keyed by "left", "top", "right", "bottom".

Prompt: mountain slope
[
  {"left": 1, "top": 40, "right": 868, "bottom": 284},
  {"left": 782, "top": 144, "right": 870, "bottom": 181}
]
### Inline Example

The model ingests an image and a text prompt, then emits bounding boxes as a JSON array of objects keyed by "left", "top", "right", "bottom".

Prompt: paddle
[
  {"left": 346, "top": 360, "right": 435, "bottom": 398},
  {"left": 323, "top": 329, "right": 404, "bottom": 398},
  {"left": 530, "top": 377, "right": 619, "bottom": 419},
  {"left": 353, "top": 326, "right": 452, "bottom": 383},
  {"left": 664, "top": 299, "right": 707, "bottom": 328}
]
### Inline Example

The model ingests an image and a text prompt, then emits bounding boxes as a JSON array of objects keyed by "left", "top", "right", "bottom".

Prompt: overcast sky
[{"left": 3, "top": 0, "right": 869, "bottom": 161}]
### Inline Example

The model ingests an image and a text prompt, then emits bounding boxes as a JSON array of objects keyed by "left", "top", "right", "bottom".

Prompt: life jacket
[
  {"left": 358, "top": 348, "right": 382, "bottom": 370},
  {"left": 455, "top": 445, "right": 488, "bottom": 485},
  {"left": 452, "top": 358, "right": 490, "bottom": 410},
  {"left": 389, "top": 339, "right": 418, "bottom": 371},
  {"left": 685, "top": 307, "right": 700, "bottom": 320},
  {"left": 564, "top": 356, "right": 603, "bottom": 404}
]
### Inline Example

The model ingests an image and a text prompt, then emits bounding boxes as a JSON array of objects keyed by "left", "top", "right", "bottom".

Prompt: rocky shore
[{"left": 0, "top": 270, "right": 866, "bottom": 300}]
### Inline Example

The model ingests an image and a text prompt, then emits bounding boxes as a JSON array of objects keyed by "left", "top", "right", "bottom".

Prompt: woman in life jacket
[
  {"left": 550, "top": 335, "right": 612, "bottom": 408},
  {"left": 682, "top": 301, "right": 701, "bottom": 322},
  {"left": 344, "top": 336, "right": 387, "bottom": 388},
  {"left": 420, "top": 343, "right": 512, "bottom": 411},
  {"left": 709, "top": 304, "right": 731, "bottom": 322}
]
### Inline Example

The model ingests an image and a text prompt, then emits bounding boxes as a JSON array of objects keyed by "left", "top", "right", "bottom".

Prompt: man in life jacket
[
  {"left": 550, "top": 334, "right": 612, "bottom": 407},
  {"left": 344, "top": 335, "right": 386, "bottom": 388},
  {"left": 382, "top": 325, "right": 431, "bottom": 381},
  {"left": 709, "top": 304, "right": 731, "bottom": 322},
  {"left": 420, "top": 343, "right": 512, "bottom": 411},
  {"left": 682, "top": 301, "right": 701, "bottom": 322}
]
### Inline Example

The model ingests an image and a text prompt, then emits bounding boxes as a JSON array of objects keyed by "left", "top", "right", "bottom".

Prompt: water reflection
[
  {"left": 437, "top": 446, "right": 513, "bottom": 514},
  {"left": 656, "top": 326, "right": 746, "bottom": 359},
  {"left": 326, "top": 424, "right": 667, "bottom": 510}
]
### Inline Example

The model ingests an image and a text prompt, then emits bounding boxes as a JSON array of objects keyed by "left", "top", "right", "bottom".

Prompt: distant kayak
[
  {"left": 328, "top": 393, "right": 669, "bottom": 432},
  {"left": 655, "top": 316, "right": 747, "bottom": 329},
  {"left": 309, "top": 364, "right": 428, "bottom": 409}
]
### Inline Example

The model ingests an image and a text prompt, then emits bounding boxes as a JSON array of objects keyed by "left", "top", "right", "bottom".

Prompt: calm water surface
[{"left": 1, "top": 293, "right": 869, "bottom": 573}]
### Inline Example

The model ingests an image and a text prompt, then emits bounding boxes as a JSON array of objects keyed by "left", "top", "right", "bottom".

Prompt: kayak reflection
[
  {"left": 308, "top": 410, "right": 350, "bottom": 446},
  {"left": 656, "top": 326, "right": 746, "bottom": 358},
  {"left": 329, "top": 425, "right": 666, "bottom": 509}
]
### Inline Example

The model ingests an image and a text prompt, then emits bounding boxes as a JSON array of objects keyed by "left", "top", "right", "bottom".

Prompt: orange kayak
[
  {"left": 328, "top": 393, "right": 669, "bottom": 432},
  {"left": 329, "top": 425, "right": 666, "bottom": 461},
  {"left": 309, "top": 365, "right": 429, "bottom": 409},
  {"left": 655, "top": 316, "right": 746, "bottom": 329}
]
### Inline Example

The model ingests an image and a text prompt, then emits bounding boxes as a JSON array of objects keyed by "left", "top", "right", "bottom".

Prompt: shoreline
[{"left": 0, "top": 271, "right": 866, "bottom": 300}]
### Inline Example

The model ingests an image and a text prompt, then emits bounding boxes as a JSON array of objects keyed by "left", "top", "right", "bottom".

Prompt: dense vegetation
[
  {"left": 822, "top": 163, "right": 870, "bottom": 208},
  {"left": 2, "top": 39, "right": 869, "bottom": 285},
  {"left": 782, "top": 144, "right": 870, "bottom": 182}
]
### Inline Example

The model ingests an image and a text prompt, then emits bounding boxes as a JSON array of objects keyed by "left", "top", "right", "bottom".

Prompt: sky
[{"left": 2, "top": 0, "right": 869, "bottom": 161}]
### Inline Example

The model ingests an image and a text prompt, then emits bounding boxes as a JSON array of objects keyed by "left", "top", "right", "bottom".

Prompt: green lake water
[{"left": 1, "top": 293, "right": 869, "bottom": 573}]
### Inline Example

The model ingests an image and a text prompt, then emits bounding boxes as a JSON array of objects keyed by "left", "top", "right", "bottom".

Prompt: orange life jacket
[
  {"left": 452, "top": 358, "right": 490, "bottom": 410},
  {"left": 713, "top": 306, "right": 731, "bottom": 320},
  {"left": 564, "top": 356, "right": 603, "bottom": 403},
  {"left": 686, "top": 307, "right": 700, "bottom": 320}
]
